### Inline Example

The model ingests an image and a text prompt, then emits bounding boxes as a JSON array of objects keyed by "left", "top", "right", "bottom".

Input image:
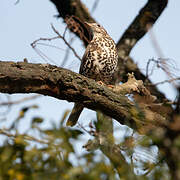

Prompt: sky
[{"left": 0, "top": 0, "right": 180, "bottom": 137}]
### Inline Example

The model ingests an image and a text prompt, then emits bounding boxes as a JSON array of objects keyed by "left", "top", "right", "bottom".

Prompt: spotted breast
[{"left": 66, "top": 22, "right": 118, "bottom": 126}]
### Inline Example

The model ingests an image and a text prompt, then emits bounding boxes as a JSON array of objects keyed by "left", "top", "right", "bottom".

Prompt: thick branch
[
  {"left": 115, "top": 0, "right": 168, "bottom": 101},
  {"left": 49, "top": 0, "right": 168, "bottom": 102},
  {"left": 50, "top": 0, "right": 94, "bottom": 22},
  {"left": 50, "top": 0, "right": 95, "bottom": 46},
  {"left": 0, "top": 61, "right": 166, "bottom": 133},
  {"left": 117, "top": 0, "right": 168, "bottom": 58},
  {"left": 84, "top": 137, "right": 137, "bottom": 179},
  {"left": 97, "top": 112, "right": 137, "bottom": 179}
]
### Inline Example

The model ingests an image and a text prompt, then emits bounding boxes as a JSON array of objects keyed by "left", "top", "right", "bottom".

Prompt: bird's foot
[
  {"left": 97, "top": 81, "right": 105, "bottom": 85},
  {"left": 107, "top": 84, "right": 115, "bottom": 89},
  {"left": 97, "top": 81, "right": 115, "bottom": 89}
]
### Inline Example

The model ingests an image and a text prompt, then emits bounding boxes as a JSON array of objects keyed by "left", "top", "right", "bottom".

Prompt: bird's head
[{"left": 85, "top": 22, "right": 107, "bottom": 37}]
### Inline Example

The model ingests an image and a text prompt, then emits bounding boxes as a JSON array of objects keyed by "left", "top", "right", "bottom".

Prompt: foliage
[
  {"left": 0, "top": 105, "right": 172, "bottom": 180},
  {"left": 0, "top": 107, "right": 118, "bottom": 180}
]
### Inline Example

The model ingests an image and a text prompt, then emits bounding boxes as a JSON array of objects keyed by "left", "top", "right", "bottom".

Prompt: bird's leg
[
  {"left": 107, "top": 84, "right": 115, "bottom": 89},
  {"left": 97, "top": 81, "right": 105, "bottom": 85}
]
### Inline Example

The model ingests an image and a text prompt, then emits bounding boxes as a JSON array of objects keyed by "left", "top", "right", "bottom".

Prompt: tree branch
[
  {"left": 115, "top": 0, "right": 168, "bottom": 101},
  {"left": 50, "top": 0, "right": 94, "bottom": 22},
  {"left": 0, "top": 61, "right": 167, "bottom": 133},
  {"left": 49, "top": 0, "right": 168, "bottom": 102},
  {"left": 116, "top": 0, "right": 168, "bottom": 58}
]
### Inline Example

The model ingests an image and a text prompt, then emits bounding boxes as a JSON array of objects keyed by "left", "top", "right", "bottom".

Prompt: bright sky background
[{"left": 0, "top": 0, "right": 180, "bottom": 142}]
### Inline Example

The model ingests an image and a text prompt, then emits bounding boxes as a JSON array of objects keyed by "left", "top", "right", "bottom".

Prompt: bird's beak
[{"left": 85, "top": 22, "right": 92, "bottom": 27}]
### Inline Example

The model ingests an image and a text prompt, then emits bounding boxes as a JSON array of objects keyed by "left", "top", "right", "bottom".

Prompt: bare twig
[
  {"left": 91, "top": 0, "right": 100, "bottom": 13},
  {"left": 145, "top": 57, "right": 179, "bottom": 87},
  {"left": 63, "top": 26, "right": 68, "bottom": 38},
  {"left": 51, "top": 24, "right": 81, "bottom": 61},
  {"left": 33, "top": 42, "right": 66, "bottom": 52},
  {"left": 0, "top": 95, "right": 11, "bottom": 116},
  {"left": 61, "top": 36, "right": 75, "bottom": 67},
  {"left": 31, "top": 24, "right": 81, "bottom": 66},
  {"left": 33, "top": 46, "right": 59, "bottom": 66},
  {"left": 147, "top": 24, "right": 178, "bottom": 88},
  {"left": 0, "top": 95, "right": 40, "bottom": 106},
  {"left": 146, "top": 58, "right": 158, "bottom": 79},
  {"left": 148, "top": 78, "right": 180, "bottom": 86},
  {"left": 14, "top": 0, "right": 20, "bottom": 5},
  {"left": 31, "top": 37, "right": 61, "bottom": 65},
  {"left": 31, "top": 37, "right": 59, "bottom": 48},
  {"left": 77, "top": 122, "right": 96, "bottom": 136}
]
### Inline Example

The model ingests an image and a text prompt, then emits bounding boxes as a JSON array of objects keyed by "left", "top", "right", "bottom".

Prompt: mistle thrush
[{"left": 66, "top": 22, "right": 118, "bottom": 126}]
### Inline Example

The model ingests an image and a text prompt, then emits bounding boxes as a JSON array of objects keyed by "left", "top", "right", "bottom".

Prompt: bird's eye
[{"left": 97, "top": 24, "right": 101, "bottom": 27}]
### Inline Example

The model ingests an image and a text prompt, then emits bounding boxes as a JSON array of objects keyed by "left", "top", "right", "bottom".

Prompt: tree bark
[{"left": 0, "top": 61, "right": 166, "bottom": 133}]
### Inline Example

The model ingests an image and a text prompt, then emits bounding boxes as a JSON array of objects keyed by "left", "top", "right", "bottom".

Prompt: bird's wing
[
  {"left": 79, "top": 47, "right": 89, "bottom": 74},
  {"left": 79, "top": 43, "right": 97, "bottom": 74}
]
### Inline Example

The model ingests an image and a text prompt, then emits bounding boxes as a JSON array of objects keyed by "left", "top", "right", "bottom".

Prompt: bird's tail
[{"left": 66, "top": 103, "right": 84, "bottom": 126}]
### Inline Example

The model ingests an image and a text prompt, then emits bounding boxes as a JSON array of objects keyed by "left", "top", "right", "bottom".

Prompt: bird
[{"left": 66, "top": 22, "right": 118, "bottom": 126}]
